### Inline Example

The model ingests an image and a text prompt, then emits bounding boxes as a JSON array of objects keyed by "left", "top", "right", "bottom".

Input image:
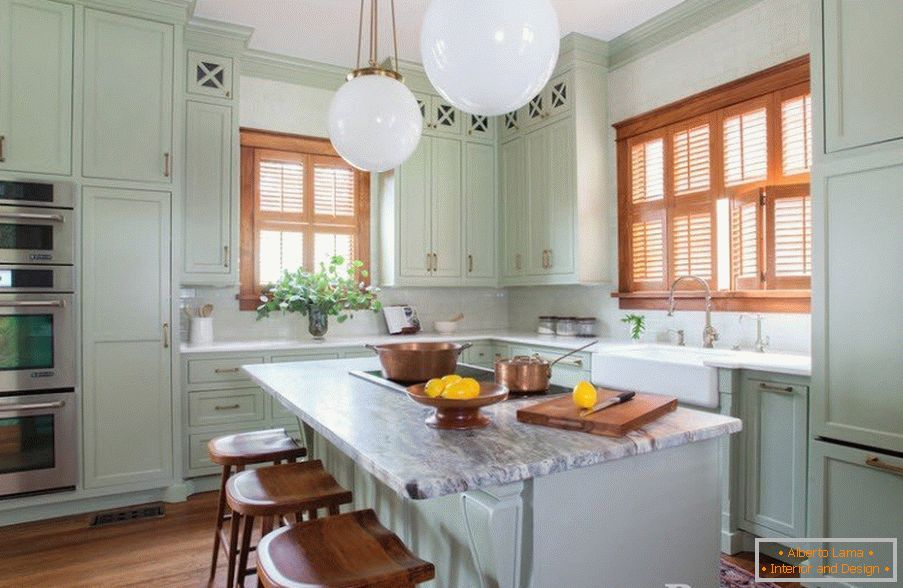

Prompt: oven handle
[
  {"left": 0, "top": 211, "right": 66, "bottom": 223},
  {"left": 0, "top": 401, "right": 65, "bottom": 412},
  {"left": 0, "top": 300, "right": 65, "bottom": 308}
]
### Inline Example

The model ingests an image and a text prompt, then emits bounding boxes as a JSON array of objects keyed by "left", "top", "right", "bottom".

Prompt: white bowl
[{"left": 434, "top": 321, "right": 459, "bottom": 335}]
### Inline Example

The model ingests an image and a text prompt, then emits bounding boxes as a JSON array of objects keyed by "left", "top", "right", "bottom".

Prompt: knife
[{"left": 580, "top": 391, "right": 636, "bottom": 418}]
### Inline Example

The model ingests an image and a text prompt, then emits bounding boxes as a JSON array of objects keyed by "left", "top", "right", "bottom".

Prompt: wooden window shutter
[
  {"left": 781, "top": 94, "right": 812, "bottom": 176},
  {"left": 630, "top": 138, "right": 664, "bottom": 203},
  {"left": 630, "top": 211, "right": 666, "bottom": 290},
  {"left": 724, "top": 107, "right": 767, "bottom": 186},
  {"left": 312, "top": 156, "right": 356, "bottom": 219},
  {"left": 258, "top": 158, "right": 304, "bottom": 213},
  {"left": 673, "top": 124, "right": 710, "bottom": 195},
  {"left": 731, "top": 187, "right": 764, "bottom": 290},
  {"left": 765, "top": 183, "right": 811, "bottom": 289},
  {"left": 671, "top": 208, "right": 714, "bottom": 284}
]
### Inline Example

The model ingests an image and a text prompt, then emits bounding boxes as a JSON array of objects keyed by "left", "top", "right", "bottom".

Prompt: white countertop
[{"left": 181, "top": 329, "right": 811, "bottom": 376}]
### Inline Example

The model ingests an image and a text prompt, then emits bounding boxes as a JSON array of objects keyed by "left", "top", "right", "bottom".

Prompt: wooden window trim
[
  {"left": 238, "top": 128, "right": 370, "bottom": 311},
  {"left": 614, "top": 56, "right": 811, "bottom": 313}
]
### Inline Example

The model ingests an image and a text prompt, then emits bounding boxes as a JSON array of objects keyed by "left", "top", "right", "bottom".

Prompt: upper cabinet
[
  {"left": 187, "top": 51, "right": 234, "bottom": 100},
  {"left": 463, "top": 142, "right": 496, "bottom": 284},
  {"left": 822, "top": 0, "right": 903, "bottom": 152},
  {"left": 0, "top": 0, "right": 73, "bottom": 175},
  {"left": 499, "top": 64, "right": 609, "bottom": 285},
  {"left": 82, "top": 9, "right": 173, "bottom": 183}
]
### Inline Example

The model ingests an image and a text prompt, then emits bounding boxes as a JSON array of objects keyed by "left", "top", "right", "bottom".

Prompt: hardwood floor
[
  {"left": 0, "top": 492, "right": 244, "bottom": 587},
  {"left": 0, "top": 491, "right": 801, "bottom": 587}
]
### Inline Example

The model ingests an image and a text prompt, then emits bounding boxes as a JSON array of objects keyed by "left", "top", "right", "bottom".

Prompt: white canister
[{"left": 189, "top": 316, "right": 214, "bottom": 346}]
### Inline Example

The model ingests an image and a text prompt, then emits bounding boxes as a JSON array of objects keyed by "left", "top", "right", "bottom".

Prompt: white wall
[
  {"left": 508, "top": 0, "right": 813, "bottom": 354},
  {"left": 182, "top": 75, "right": 509, "bottom": 342}
]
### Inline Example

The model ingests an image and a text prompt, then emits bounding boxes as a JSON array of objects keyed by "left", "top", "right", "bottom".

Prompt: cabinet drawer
[
  {"left": 187, "top": 356, "right": 264, "bottom": 385},
  {"left": 271, "top": 352, "right": 340, "bottom": 363},
  {"left": 465, "top": 343, "right": 497, "bottom": 368},
  {"left": 188, "top": 388, "right": 265, "bottom": 427}
]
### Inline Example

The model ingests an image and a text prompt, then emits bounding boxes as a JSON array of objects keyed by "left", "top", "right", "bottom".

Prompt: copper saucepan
[
  {"left": 366, "top": 341, "right": 472, "bottom": 384},
  {"left": 495, "top": 340, "right": 598, "bottom": 393}
]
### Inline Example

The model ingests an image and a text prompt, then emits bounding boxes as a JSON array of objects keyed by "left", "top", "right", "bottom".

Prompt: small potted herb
[
  {"left": 621, "top": 313, "right": 646, "bottom": 342},
  {"left": 257, "top": 256, "right": 382, "bottom": 340}
]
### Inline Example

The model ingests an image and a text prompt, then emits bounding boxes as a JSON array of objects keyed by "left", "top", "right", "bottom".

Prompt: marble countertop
[{"left": 243, "top": 357, "right": 742, "bottom": 500}]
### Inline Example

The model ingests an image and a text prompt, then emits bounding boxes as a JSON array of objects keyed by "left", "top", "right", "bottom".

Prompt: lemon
[
  {"left": 459, "top": 377, "right": 481, "bottom": 399},
  {"left": 440, "top": 374, "right": 463, "bottom": 387},
  {"left": 572, "top": 381, "right": 598, "bottom": 409},
  {"left": 424, "top": 378, "right": 445, "bottom": 398},
  {"left": 441, "top": 381, "right": 471, "bottom": 400}
]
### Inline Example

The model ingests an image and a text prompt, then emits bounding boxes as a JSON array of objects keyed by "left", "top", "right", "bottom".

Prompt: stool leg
[
  {"left": 226, "top": 512, "right": 243, "bottom": 588},
  {"left": 209, "top": 465, "right": 231, "bottom": 583},
  {"left": 328, "top": 504, "right": 340, "bottom": 516},
  {"left": 237, "top": 514, "right": 255, "bottom": 588},
  {"left": 308, "top": 508, "right": 318, "bottom": 520}
]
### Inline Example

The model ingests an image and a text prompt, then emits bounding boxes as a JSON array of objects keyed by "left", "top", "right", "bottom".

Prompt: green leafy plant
[
  {"left": 621, "top": 313, "right": 646, "bottom": 341},
  {"left": 257, "top": 256, "right": 382, "bottom": 323}
]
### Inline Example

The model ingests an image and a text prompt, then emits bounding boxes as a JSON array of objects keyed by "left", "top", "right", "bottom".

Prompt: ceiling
[{"left": 193, "top": 0, "right": 686, "bottom": 67}]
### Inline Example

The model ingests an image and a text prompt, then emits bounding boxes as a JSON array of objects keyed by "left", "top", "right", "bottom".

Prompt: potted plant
[
  {"left": 257, "top": 256, "right": 382, "bottom": 340},
  {"left": 621, "top": 313, "right": 646, "bottom": 343}
]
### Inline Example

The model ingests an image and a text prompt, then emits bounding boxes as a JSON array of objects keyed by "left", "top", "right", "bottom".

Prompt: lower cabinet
[
  {"left": 82, "top": 187, "right": 172, "bottom": 488},
  {"left": 807, "top": 439, "right": 903, "bottom": 587},
  {"left": 738, "top": 375, "right": 808, "bottom": 538}
]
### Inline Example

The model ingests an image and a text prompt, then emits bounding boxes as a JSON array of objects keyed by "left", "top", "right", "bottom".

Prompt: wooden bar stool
[
  {"left": 226, "top": 460, "right": 354, "bottom": 588},
  {"left": 208, "top": 429, "right": 308, "bottom": 586},
  {"left": 256, "top": 509, "right": 435, "bottom": 588}
]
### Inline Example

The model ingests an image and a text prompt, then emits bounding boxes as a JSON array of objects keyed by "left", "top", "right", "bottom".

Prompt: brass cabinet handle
[
  {"left": 214, "top": 367, "right": 241, "bottom": 374},
  {"left": 223, "top": 245, "right": 229, "bottom": 267},
  {"left": 468, "top": 254, "right": 474, "bottom": 273},
  {"left": 432, "top": 253, "right": 438, "bottom": 271},
  {"left": 865, "top": 456, "right": 903, "bottom": 476},
  {"left": 163, "top": 152, "right": 170, "bottom": 177},
  {"left": 0, "top": 135, "right": 5, "bottom": 162},
  {"left": 515, "top": 253, "right": 522, "bottom": 271},
  {"left": 214, "top": 404, "right": 240, "bottom": 411},
  {"left": 758, "top": 382, "right": 794, "bottom": 394},
  {"left": 162, "top": 322, "right": 169, "bottom": 348},
  {"left": 426, "top": 252, "right": 432, "bottom": 272},
  {"left": 547, "top": 249, "right": 553, "bottom": 268}
]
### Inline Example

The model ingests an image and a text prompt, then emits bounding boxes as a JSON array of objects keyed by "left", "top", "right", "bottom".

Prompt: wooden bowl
[{"left": 405, "top": 382, "right": 508, "bottom": 430}]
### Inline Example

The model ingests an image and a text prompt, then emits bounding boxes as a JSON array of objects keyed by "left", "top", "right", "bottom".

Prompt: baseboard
[
  {"left": 721, "top": 528, "right": 745, "bottom": 554},
  {"left": 185, "top": 474, "right": 222, "bottom": 495}
]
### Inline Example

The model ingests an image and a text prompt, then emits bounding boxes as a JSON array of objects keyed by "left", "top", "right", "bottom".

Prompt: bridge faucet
[{"left": 667, "top": 275, "right": 719, "bottom": 348}]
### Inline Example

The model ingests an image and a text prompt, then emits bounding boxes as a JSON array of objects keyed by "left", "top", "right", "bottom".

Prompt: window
[
  {"left": 238, "top": 129, "right": 370, "bottom": 310},
  {"left": 614, "top": 56, "right": 811, "bottom": 312}
]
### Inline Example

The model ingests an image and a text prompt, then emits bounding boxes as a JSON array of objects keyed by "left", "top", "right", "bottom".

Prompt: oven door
[
  {"left": 0, "top": 206, "right": 74, "bottom": 264},
  {"left": 0, "top": 392, "right": 76, "bottom": 497},
  {"left": 0, "top": 293, "right": 74, "bottom": 392},
  {"left": 0, "top": 181, "right": 74, "bottom": 209}
]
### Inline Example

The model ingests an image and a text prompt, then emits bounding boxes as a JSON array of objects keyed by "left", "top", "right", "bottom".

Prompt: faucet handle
[{"left": 667, "top": 329, "right": 685, "bottom": 346}]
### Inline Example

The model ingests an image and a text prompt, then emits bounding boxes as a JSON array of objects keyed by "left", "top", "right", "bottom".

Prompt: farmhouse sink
[{"left": 591, "top": 345, "right": 735, "bottom": 408}]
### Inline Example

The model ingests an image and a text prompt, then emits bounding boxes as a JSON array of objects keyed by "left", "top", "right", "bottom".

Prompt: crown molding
[
  {"left": 559, "top": 32, "right": 609, "bottom": 69},
  {"left": 608, "top": 0, "right": 765, "bottom": 70},
  {"left": 241, "top": 49, "right": 348, "bottom": 91},
  {"left": 186, "top": 17, "right": 253, "bottom": 55},
  {"left": 75, "top": 0, "right": 193, "bottom": 23}
]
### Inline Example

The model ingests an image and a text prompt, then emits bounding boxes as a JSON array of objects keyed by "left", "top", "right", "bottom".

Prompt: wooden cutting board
[{"left": 516, "top": 389, "right": 678, "bottom": 437}]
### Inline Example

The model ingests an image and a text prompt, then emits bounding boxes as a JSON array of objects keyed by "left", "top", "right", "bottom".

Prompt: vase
[{"left": 308, "top": 308, "right": 329, "bottom": 340}]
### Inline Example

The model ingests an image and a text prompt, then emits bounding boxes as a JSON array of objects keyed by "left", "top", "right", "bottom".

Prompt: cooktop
[{"left": 349, "top": 363, "right": 571, "bottom": 397}]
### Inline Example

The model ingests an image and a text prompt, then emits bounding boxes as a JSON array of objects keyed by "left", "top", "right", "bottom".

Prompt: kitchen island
[{"left": 243, "top": 357, "right": 741, "bottom": 588}]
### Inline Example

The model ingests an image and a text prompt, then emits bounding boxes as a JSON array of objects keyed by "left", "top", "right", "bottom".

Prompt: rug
[{"left": 720, "top": 556, "right": 782, "bottom": 588}]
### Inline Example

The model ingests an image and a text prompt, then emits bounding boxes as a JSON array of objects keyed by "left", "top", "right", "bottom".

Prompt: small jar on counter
[
  {"left": 537, "top": 316, "right": 557, "bottom": 335},
  {"left": 576, "top": 317, "right": 597, "bottom": 337},
  {"left": 555, "top": 317, "right": 578, "bottom": 337}
]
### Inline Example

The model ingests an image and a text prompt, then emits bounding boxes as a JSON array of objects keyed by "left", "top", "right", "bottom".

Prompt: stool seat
[
  {"left": 227, "top": 460, "right": 353, "bottom": 517},
  {"left": 257, "top": 509, "right": 435, "bottom": 588},
  {"left": 208, "top": 428, "right": 307, "bottom": 466}
]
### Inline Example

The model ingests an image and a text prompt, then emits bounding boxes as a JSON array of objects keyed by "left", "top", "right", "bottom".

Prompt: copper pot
[
  {"left": 366, "top": 341, "right": 472, "bottom": 384},
  {"left": 494, "top": 340, "right": 598, "bottom": 393}
]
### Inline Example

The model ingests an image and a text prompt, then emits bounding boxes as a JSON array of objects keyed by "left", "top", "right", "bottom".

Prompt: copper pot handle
[
  {"left": 364, "top": 344, "right": 380, "bottom": 354},
  {"left": 456, "top": 342, "right": 473, "bottom": 355},
  {"left": 548, "top": 340, "right": 598, "bottom": 369}
]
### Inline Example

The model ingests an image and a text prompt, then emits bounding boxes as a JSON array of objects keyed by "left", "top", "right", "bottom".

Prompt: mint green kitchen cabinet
[
  {"left": 738, "top": 374, "right": 807, "bottom": 539},
  {"left": 500, "top": 137, "right": 527, "bottom": 278},
  {"left": 394, "top": 137, "right": 431, "bottom": 279},
  {"left": 465, "top": 113, "right": 494, "bottom": 143},
  {"left": 463, "top": 142, "right": 497, "bottom": 284},
  {"left": 498, "top": 59, "right": 608, "bottom": 286},
  {"left": 0, "top": 0, "right": 72, "bottom": 175},
  {"left": 82, "top": 9, "right": 173, "bottom": 183},
  {"left": 182, "top": 101, "right": 233, "bottom": 283},
  {"left": 807, "top": 440, "right": 903, "bottom": 587},
  {"left": 822, "top": 1, "right": 903, "bottom": 152},
  {"left": 430, "top": 136, "right": 463, "bottom": 279},
  {"left": 82, "top": 187, "right": 172, "bottom": 489}
]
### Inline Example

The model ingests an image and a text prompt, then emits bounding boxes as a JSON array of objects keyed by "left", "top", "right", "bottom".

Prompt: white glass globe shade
[
  {"left": 328, "top": 74, "right": 423, "bottom": 172},
  {"left": 420, "top": 0, "right": 560, "bottom": 116}
]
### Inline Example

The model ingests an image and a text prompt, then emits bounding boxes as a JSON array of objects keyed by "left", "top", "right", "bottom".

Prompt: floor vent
[{"left": 89, "top": 502, "right": 165, "bottom": 528}]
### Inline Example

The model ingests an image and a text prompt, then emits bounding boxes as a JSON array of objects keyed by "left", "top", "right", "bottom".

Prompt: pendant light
[
  {"left": 420, "top": 0, "right": 560, "bottom": 117},
  {"left": 328, "top": 0, "right": 422, "bottom": 172}
]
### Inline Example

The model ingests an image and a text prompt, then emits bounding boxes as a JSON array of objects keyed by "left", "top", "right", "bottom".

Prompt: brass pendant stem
[{"left": 349, "top": 0, "right": 403, "bottom": 81}]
